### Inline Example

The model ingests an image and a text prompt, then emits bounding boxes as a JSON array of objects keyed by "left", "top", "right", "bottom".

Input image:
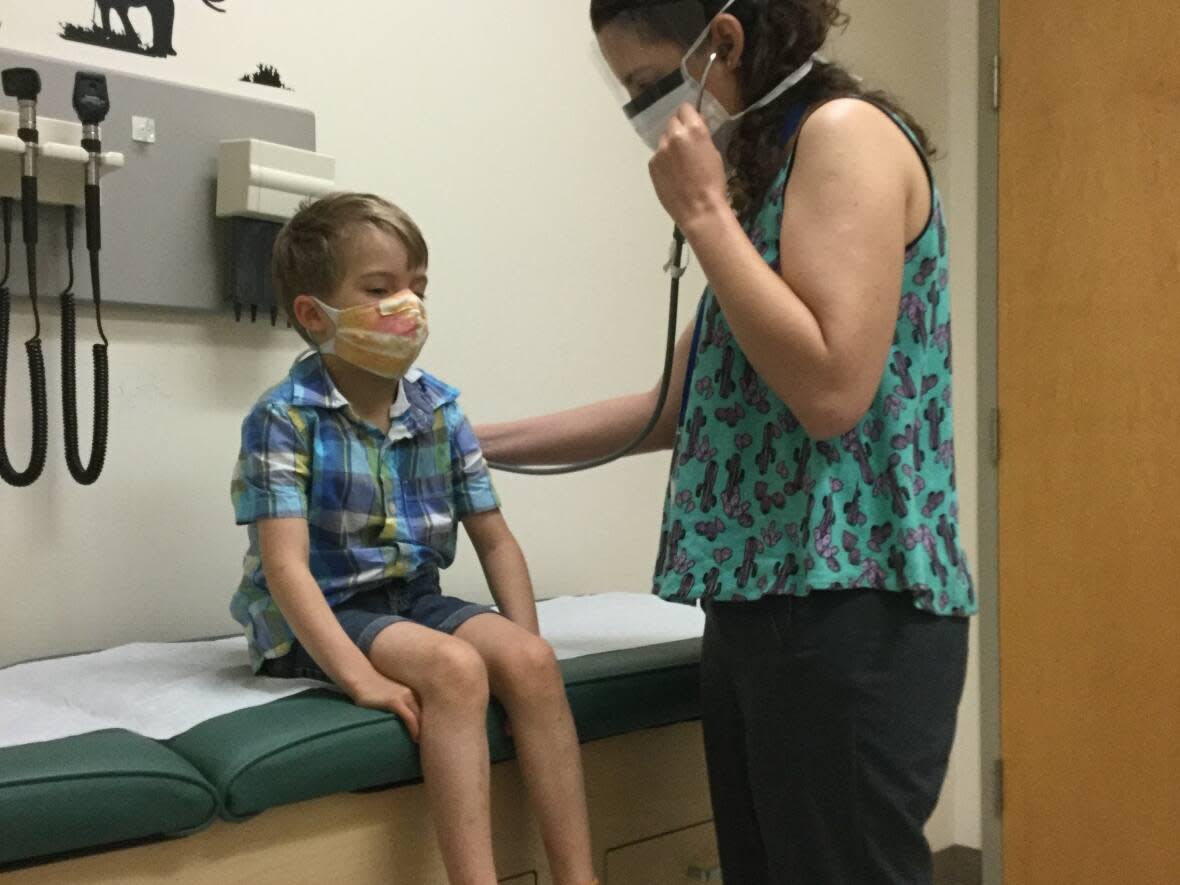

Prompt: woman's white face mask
[{"left": 619, "top": 0, "right": 818, "bottom": 153}]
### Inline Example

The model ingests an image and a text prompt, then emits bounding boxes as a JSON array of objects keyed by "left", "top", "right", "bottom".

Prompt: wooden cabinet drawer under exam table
[{"left": 606, "top": 821, "right": 721, "bottom": 884}]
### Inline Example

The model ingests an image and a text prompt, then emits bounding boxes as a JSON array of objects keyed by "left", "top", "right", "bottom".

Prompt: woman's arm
[
  {"left": 477, "top": 321, "right": 696, "bottom": 465},
  {"left": 650, "top": 99, "right": 917, "bottom": 439}
]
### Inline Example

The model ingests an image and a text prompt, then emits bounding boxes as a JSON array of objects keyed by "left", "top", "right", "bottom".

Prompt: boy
[{"left": 230, "top": 193, "right": 597, "bottom": 885}]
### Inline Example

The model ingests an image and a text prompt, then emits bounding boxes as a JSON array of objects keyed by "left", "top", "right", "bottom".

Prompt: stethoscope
[{"left": 487, "top": 51, "right": 720, "bottom": 476}]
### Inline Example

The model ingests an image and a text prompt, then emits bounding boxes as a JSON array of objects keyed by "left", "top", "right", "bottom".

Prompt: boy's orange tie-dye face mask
[{"left": 312, "top": 291, "right": 428, "bottom": 380}]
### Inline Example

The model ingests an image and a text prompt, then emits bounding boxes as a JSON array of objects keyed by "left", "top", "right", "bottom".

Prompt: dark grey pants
[{"left": 701, "top": 590, "right": 969, "bottom": 885}]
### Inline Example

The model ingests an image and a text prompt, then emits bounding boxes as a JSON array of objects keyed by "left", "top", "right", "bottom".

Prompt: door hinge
[
  {"left": 994, "top": 758, "right": 1004, "bottom": 817},
  {"left": 992, "top": 54, "right": 1001, "bottom": 111},
  {"left": 989, "top": 406, "right": 1001, "bottom": 466}
]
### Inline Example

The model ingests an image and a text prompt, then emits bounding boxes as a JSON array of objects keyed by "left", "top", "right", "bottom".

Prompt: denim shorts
[{"left": 262, "top": 568, "right": 497, "bottom": 683}]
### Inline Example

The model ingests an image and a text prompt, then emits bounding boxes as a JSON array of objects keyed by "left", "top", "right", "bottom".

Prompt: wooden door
[{"left": 998, "top": 1, "right": 1180, "bottom": 883}]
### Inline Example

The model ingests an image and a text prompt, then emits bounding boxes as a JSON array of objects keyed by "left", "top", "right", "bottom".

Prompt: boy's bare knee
[
  {"left": 498, "top": 635, "right": 562, "bottom": 700},
  {"left": 423, "top": 639, "right": 489, "bottom": 708}
]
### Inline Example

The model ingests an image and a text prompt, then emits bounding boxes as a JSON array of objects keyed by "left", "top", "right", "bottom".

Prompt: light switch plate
[{"left": 131, "top": 115, "right": 156, "bottom": 143}]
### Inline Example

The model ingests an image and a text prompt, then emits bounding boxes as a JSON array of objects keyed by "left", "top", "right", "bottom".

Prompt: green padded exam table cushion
[
  {"left": 0, "top": 729, "right": 219, "bottom": 867},
  {"left": 168, "top": 637, "right": 702, "bottom": 821}
]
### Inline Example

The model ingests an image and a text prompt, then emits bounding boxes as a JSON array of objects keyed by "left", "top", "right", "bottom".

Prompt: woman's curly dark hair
[{"left": 591, "top": 0, "right": 934, "bottom": 216}]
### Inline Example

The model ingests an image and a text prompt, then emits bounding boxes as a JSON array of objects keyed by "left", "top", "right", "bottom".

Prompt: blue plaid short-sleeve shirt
[{"left": 230, "top": 353, "right": 500, "bottom": 671}]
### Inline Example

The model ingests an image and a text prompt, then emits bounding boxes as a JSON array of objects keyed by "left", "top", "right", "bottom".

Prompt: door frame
[{"left": 976, "top": 0, "right": 1002, "bottom": 882}]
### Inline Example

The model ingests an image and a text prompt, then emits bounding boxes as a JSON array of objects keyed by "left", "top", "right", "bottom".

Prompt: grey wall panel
[{"left": 0, "top": 48, "right": 314, "bottom": 311}]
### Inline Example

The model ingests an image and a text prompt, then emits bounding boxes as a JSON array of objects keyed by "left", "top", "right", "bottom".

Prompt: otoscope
[
  {"left": 0, "top": 67, "right": 49, "bottom": 487},
  {"left": 487, "top": 53, "right": 719, "bottom": 476},
  {"left": 58, "top": 71, "right": 111, "bottom": 485}
]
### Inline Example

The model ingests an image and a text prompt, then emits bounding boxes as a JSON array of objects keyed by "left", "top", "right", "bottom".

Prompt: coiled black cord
[
  {"left": 0, "top": 196, "right": 49, "bottom": 487},
  {"left": 60, "top": 204, "right": 109, "bottom": 485}
]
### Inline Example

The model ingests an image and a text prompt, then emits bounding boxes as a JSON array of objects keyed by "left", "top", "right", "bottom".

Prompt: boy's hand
[{"left": 348, "top": 673, "right": 422, "bottom": 742}]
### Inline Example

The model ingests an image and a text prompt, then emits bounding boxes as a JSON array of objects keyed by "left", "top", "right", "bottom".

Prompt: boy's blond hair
[{"left": 272, "top": 193, "right": 428, "bottom": 343}]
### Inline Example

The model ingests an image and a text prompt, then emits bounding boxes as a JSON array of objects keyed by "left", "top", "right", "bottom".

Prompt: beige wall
[{"left": 0, "top": 0, "right": 981, "bottom": 851}]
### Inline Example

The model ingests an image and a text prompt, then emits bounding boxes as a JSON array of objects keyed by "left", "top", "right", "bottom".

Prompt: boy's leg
[
  {"left": 366, "top": 622, "right": 498, "bottom": 885},
  {"left": 455, "top": 615, "right": 596, "bottom": 885}
]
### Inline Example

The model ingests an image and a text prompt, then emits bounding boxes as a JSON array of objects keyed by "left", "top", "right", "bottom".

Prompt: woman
[{"left": 480, "top": 2, "right": 974, "bottom": 882}]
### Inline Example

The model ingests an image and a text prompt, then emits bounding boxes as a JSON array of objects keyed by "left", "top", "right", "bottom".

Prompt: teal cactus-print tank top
[{"left": 654, "top": 110, "right": 975, "bottom": 617}]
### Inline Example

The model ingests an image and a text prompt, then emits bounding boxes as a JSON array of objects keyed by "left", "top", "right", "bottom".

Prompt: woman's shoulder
[
  {"left": 783, "top": 96, "right": 933, "bottom": 238},
  {"left": 795, "top": 97, "right": 918, "bottom": 161}
]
